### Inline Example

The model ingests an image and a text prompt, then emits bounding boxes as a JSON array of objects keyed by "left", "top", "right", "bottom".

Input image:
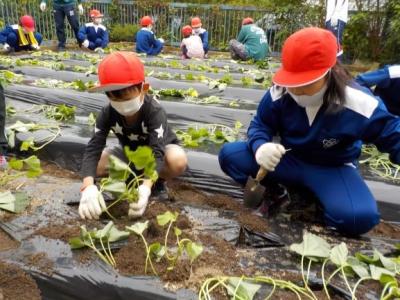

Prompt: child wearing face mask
[
  {"left": 135, "top": 16, "right": 164, "bottom": 56},
  {"left": 79, "top": 52, "right": 187, "bottom": 220},
  {"left": 219, "top": 27, "right": 400, "bottom": 237},
  {"left": 78, "top": 9, "right": 109, "bottom": 53},
  {"left": 191, "top": 17, "right": 208, "bottom": 57},
  {"left": 0, "top": 15, "right": 42, "bottom": 53}
]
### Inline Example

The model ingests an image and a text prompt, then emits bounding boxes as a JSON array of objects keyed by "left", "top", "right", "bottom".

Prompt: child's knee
[
  {"left": 95, "top": 38, "right": 102, "bottom": 47},
  {"left": 165, "top": 144, "right": 187, "bottom": 176},
  {"left": 35, "top": 33, "right": 43, "bottom": 45},
  {"left": 325, "top": 206, "right": 380, "bottom": 236},
  {"left": 7, "top": 32, "right": 18, "bottom": 45}
]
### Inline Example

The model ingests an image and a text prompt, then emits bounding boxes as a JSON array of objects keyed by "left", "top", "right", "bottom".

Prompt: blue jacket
[
  {"left": 135, "top": 28, "right": 163, "bottom": 56},
  {"left": 0, "top": 25, "right": 42, "bottom": 48},
  {"left": 78, "top": 23, "right": 108, "bottom": 49},
  {"left": 248, "top": 85, "right": 400, "bottom": 166},
  {"left": 0, "top": 25, "right": 19, "bottom": 44},
  {"left": 356, "top": 65, "right": 400, "bottom": 116},
  {"left": 193, "top": 28, "right": 208, "bottom": 52}
]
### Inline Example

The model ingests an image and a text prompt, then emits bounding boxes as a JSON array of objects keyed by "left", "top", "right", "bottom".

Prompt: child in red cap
[
  {"left": 78, "top": 9, "right": 109, "bottom": 53},
  {"left": 180, "top": 25, "right": 204, "bottom": 59},
  {"left": 79, "top": 52, "right": 187, "bottom": 220},
  {"left": 136, "top": 16, "right": 164, "bottom": 56},
  {"left": 191, "top": 17, "right": 208, "bottom": 57},
  {"left": 219, "top": 27, "right": 400, "bottom": 236},
  {"left": 0, "top": 15, "right": 42, "bottom": 53}
]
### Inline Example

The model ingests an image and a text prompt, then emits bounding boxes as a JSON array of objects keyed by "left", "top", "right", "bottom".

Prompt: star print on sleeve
[
  {"left": 111, "top": 122, "right": 123, "bottom": 135},
  {"left": 142, "top": 122, "right": 148, "bottom": 134},
  {"left": 155, "top": 124, "right": 164, "bottom": 139},
  {"left": 128, "top": 133, "right": 140, "bottom": 141}
]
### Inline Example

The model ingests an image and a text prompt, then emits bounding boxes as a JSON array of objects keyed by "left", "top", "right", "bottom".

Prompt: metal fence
[{"left": 0, "top": 0, "right": 322, "bottom": 52}]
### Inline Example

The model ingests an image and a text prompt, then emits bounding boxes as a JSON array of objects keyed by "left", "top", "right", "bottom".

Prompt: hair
[
  {"left": 105, "top": 83, "right": 142, "bottom": 99},
  {"left": 323, "top": 63, "right": 352, "bottom": 113}
]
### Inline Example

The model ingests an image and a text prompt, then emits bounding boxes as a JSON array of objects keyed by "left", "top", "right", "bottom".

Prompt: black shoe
[
  {"left": 57, "top": 46, "right": 66, "bottom": 51},
  {"left": 152, "top": 180, "right": 169, "bottom": 201}
]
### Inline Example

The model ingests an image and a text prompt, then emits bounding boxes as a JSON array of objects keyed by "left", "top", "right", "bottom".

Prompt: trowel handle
[{"left": 255, "top": 167, "right": 268, "bottom": 182}]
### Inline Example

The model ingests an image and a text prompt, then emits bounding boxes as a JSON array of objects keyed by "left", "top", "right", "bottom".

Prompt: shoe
[
  {"left": 57, "top": 46, "right": 66, "bottom": 51},
  {"left": 252, "top": 184, "right": 289, "bottom": 218},
  {"left": 152, "top": 180, "right": 169, "bottom": 201},
  {"left": 0, "top": 155, "right": 7, "bottom": 170}
]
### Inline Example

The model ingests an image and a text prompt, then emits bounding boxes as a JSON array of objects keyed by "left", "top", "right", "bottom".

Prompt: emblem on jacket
[{"left": 322, "top": 138, "right": 339, "bottom": 149}]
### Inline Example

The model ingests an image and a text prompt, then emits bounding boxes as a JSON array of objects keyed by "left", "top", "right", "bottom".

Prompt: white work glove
[
  {"left": 78, "top": 4, "right": 84, "bottom": 15},
  {"left": 255, "top": 142, "right": 286, "bottom": 172},
  {"left": 40, "top": 2, "right": 46, "bottom": 12},
  {"left": 94, "top": 47, "right": 104, "bottom": 53},
  {"left": 3, "top": 43, "right": 10, "bottom": 51},
  {"left": 82, "top": 39, "right": 90, "bottom": 48},
  {"left": 128, "top": 185, "right": 151, "bottom": 218},
  {"left": 79, "top": 185, "right": 106, "bottom": 220},
  {"left": 158, "top": 38, "right": 165, "bottom": 44},
  {"left": 31, "top": 44, "right": 40, "bottom": 50}
]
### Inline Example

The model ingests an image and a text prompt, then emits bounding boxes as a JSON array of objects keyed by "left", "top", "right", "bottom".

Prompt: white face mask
[
  {"left": 288, "top": 84, "right": 328, "bottom": 108},
  {"left": 193, "top": 28, "right": 201, "bottom": 34},
  {"left": 93, "top": 18, "right": 102, "bottom": 25},
  {"left": 110, "top": 95, "right": 143, "bottom": 116}
]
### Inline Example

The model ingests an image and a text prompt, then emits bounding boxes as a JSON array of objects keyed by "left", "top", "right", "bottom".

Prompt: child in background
[
  {"left": 191, "top": 17, "right": 208, "bottom": 57},
  {"left": 135, "top": 16, "right": 164, "bottom": 56},
  {"left": 180, "top": 25, "right": 204, "bottom": 59},
  {"left": 0, "top": 15, "right": 42, "bottom": 53},
  {"left": 0, "top": 84, "right": 7, "bottom": 169},
  {"left": 79, "top": 52, "right": 187, "bottom": 220},
  {"left": 78, "top": 9, "right": 109, "bottom": 53}
]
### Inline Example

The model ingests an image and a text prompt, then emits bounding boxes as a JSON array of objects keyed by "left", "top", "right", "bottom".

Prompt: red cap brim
[
  {"left": 88, "top": 83, "right": 135, "bottom": 93},
  {"left": 272, "top": 67, "right": 330, "bottom": 87}
]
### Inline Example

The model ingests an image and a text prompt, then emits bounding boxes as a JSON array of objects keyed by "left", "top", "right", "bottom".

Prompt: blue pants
[
  {"left": 88, "top": 38, "right": 104, "bottom": 50},
  {"left": 219, "top": 142, "right": 380, "bottom": 236},
  {"left": 326, "top": 19, "right": 346, "bottom": 59},
  {"left": 6, "top": 32, "right": 43, "bottom": 51},
  {"left": 54, "top": 4, "right": 80, "bottom": 47},
  {"left": 0, "top": 85, "right": 6, "bottom": 155}
]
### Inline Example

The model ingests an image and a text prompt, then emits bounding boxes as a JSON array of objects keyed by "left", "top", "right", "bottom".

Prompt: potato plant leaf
[
  {"left": 346, "top": 256, "right": 370, "bottom": 278},
  {"left": 227, "top": 278, "right": 261, "bottom": 300},
  {"left": 185, "top": 241, "right": 203, "bottom": 264},
  {"left": 157, "top": 211, "right": 179, "bottom": 226},
  {"left": 289, "top": 232, "right": 331, "bottom": 258},
  {"left": 370, "top": 265, "right": 395, "bottom": 281},
  {"left": 108, "top": 155, "right": 131, "bottom": 180},
  {"left": 108, "top": 226, "right": 130, "bottom": 243},
  {"left": 174, "top": 227, "right": 182, "bottom": 237},
  {"left": 126, "top": 221, "right": 149, "bottom": 236},
  {"left": 0, "top": 191, "right": 29, "bottom": 213},
  {"left": 330, "top": 242, "right": 348, "bottom": 266},
  {"left": 8, "top": 157, "right": 23, "bottom": 170},
  {"left": 102, "top": 180, "right": 126, "bottom": 195}
]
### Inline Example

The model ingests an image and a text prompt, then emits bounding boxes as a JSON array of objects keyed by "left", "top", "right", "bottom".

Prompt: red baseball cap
[
  {"left": 90, "top": 9, "right": 103, "bottom": 18},
  {"left": 273, "top": 27, "right": 337, "bottom": 87},
  {"left": 89, "top": 52, "right": 145, "bottom": 93},
  {"left": 140, "top": 16, "right": 153, "bottom": 27},
  {"left": 182, "top": 25, "right": 192, "bottom": 37},
  {"left": 242, "top": 17, "right": 254, "bottom": 25},
  {"left": 191, "top": 17, "right": 202, "bottom": 28},
  {"left": 20, "top": 15, "right": 35, "bottom": 32}
]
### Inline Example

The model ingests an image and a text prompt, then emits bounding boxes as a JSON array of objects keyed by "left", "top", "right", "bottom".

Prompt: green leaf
[
  {"left": 330, "top": 242, "right": 348, "bottom": 266},
  {"left": 23, "top": 156, "right": 42, "bottom": 178},
  {"left": 124, "top": 146, "right": 155, "bottom": 171},
  {"left": 126, "top": 221, "right": 149, "bottom": 236},
  {"left": 20, "top": 137, "right": 35, "bottom": 151},
  {"left": 69, "top": 237, "right": 89, "bottom": 249},
  {"left": 355, "top": 252, "right": 379, "bottom": 265},
  {"left": 380, "top": 274, "right": 398, "bottom": 287},
  {"left": 374, "top": 249, "right": 399, "bottom": 272},
  {"left": 95, "top": 221, "right": 114, "bottom": 240},
  {"left": 346, "top": 256, "right": 370, "bottom": 278},
  {"left": 88, "top": 112, "right": 96, "bottom": 126},
  {"left": 370, "top": 265, "right": 395, "bottom": 281},
  {"left": 149, "top": 242, "right": 166, "bottom": 262},
  {"left": 174, "top": 226, "right": 182, "bottom": 237},
  {"left": 108, "top": 226, "right": 130, "bottom": 243},
  {"left": 227, "top": 278, "right": 261, "bottom": 300},
  {"left": 7, "top": 131, "right": 15, "bottom": 148},
  {"left": 108, "top": 155, "right": 131, "bottom": 180},
  {"left": 0, "top": 191, "right": 29, "bottom": 213},
  {"left": 102, "top": 180, "right": 126, "bottom": 195},
  {"left": 8, "top": 158, "right": 23, "bottom": 170},
  {"left": 185, "top": 241, "right": 203, "bottom": 263},
  {"left": 289, "top": 232, "right": 331, "bottom": 258},
  {"left": 157, "top": 211, "right": 179, "bottom": 226}
]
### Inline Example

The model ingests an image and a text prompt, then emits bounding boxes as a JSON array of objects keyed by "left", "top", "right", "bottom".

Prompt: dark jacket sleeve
[
  {"left": 144, "top": 103, "right": 169, "bottom": 174},
  {"left": 0, "top": 26, "right": 14, "bottom": 44},
  {"left": 80, "top": 106, "right": 110, "bottom": 178},
  {"left": 77, "top": 25, "right": 87, "bottom": 43},
  {"left": 101, "top": 29, "right": 109, "bottom": 48}
]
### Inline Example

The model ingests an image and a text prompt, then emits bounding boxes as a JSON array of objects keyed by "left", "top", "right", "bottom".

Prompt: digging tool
[{"left": 243, "top": 167, "right": 268, "bottom": 208}]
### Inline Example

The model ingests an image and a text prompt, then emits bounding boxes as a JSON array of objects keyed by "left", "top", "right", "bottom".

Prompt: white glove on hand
[
  {"left": 128, "top": 185, "right": 151, "bottom": 218},
  {"left": 79, "top": 185, "right": 106, "bottom": 220},
  {"left": 78, "top": 4, "right": 84, "bottom": 15},
  {"left": 3, "top": 43, "right": 10, "bottom": 51},
  {"left": 255, "top": 143, "right": 286, "bottom": 172},
  {"left": 82, "top": 39, "right": 90, "bottom": 48},
  {"left": 31, "top": 44, "right": 40, "bottom": 50},
  {"left": 94, "top": 47, "right": 104, "bottom": 53},
  {"left": 158, "top": 38, "right": 165, "bottom": 44},
  {"left": 40, "top": 2, "right": 46, "bottom": 12}
]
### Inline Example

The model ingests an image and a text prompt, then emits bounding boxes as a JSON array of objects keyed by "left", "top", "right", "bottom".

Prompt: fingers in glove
[
  {"left": 129, "top": 197, "right": 147, "bottom": 210},
  {"left": 276, "top": 144, "right": 286, "bottom": 155},
  {"left": 128, "top": 207, "right": 145, "bottom": 218}
]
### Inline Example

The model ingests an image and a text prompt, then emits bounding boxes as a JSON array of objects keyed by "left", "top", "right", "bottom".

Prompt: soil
[
  {"left": 24, "top": 252, "right": 54, "bottom": 276},
  {"left": 41, "top": 161, "right": 80, "bottom": 180},
  {"left": 0, "top": 260, "right": 41, "bottom": 300},
  {"left": 0, "top": 229, "right": 19, "bottom": 252},
  {"left": 369, "top": 221, "right": 400, "bottom": 240}
]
